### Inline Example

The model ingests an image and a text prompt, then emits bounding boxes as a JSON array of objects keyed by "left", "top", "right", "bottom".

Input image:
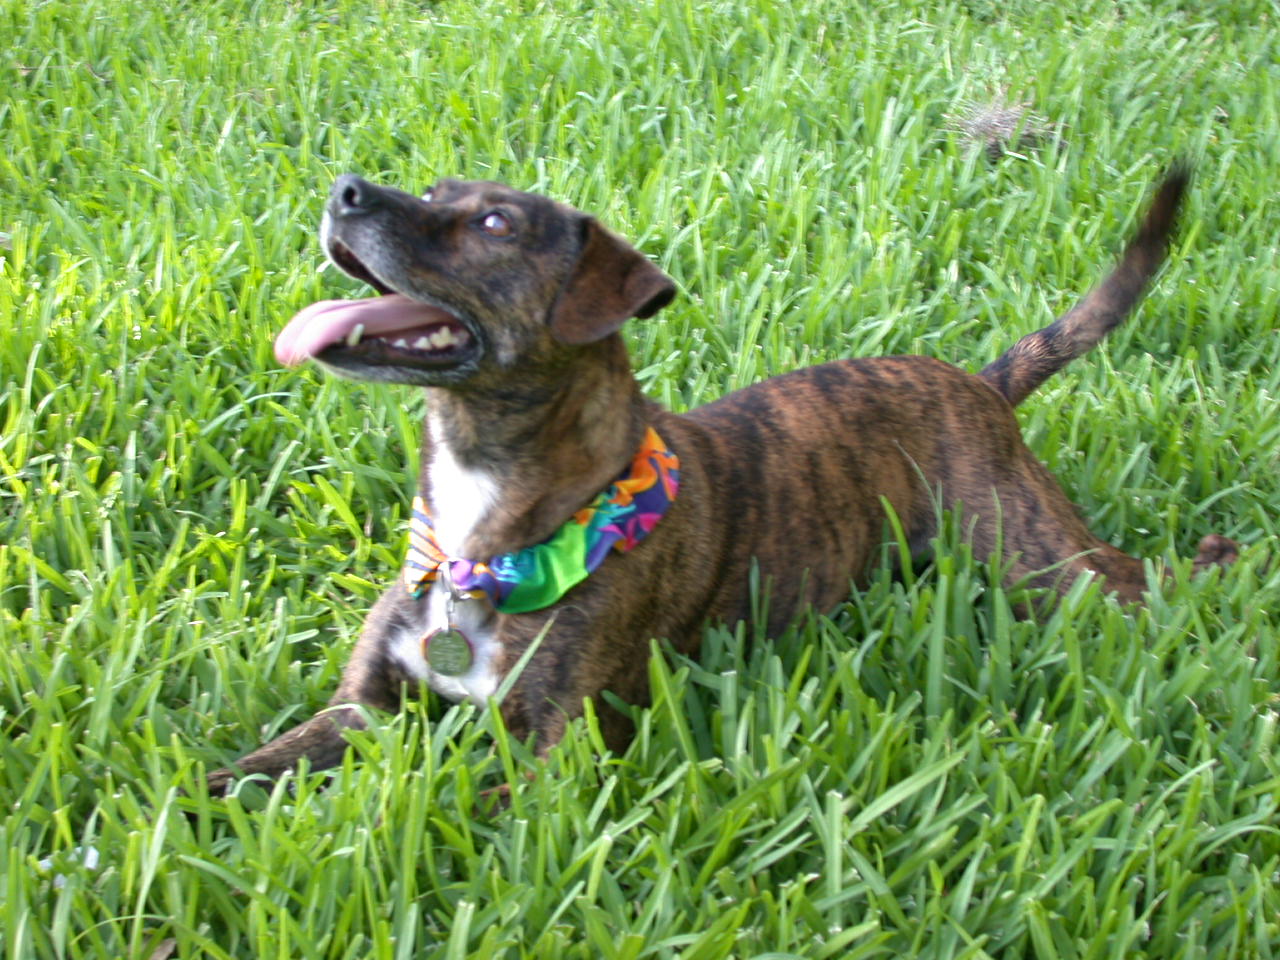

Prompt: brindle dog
[{"left": 207, "top": 168, "right": 1235, "bottom": 791}]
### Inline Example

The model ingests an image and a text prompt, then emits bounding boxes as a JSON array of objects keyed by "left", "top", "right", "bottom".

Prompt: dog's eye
[{"left": 479, "top": 211, "right": 513, "bottom": 237}]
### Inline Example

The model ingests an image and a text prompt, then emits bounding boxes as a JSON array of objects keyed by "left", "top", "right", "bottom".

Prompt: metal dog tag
[{"left": 425, "top": 627, "right": 473, "bottom": 676}]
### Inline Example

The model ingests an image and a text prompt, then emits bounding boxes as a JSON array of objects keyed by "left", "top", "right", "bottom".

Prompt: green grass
[{"left": 3, "top": 0, "right": 1279, "bottom": 956}]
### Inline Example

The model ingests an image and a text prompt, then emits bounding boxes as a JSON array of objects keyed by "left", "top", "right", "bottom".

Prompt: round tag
[{"left": 425, "top": 627, "right": 474, "bottom": 676}]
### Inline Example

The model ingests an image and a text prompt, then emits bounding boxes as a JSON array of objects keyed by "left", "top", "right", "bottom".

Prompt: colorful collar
[{"left": 403, "top": 427, "right": 679, "bottom": 614}]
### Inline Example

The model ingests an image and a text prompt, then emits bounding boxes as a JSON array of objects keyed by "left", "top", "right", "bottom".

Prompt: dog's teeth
[
  {"left": 430, "top": 328, "right": 458, "bottom": 348},
  {"left": 392, "top": 337, "right": 410, "bottom": 349},
  {"left": 413, "top": 336, "right": 432, "bottom": 350},
  {"left": 346, "top": 323, "right": 365, "bottom": 347}
]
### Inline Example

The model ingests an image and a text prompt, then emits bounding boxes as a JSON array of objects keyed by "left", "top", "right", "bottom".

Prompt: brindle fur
[{"left": 206, "top": 169, "right": 1235, "bottom": 792}]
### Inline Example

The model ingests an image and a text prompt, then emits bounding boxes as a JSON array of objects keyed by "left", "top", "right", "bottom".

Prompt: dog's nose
[{"left": 329, "top": 174, "right": 383, "bottom": 218}]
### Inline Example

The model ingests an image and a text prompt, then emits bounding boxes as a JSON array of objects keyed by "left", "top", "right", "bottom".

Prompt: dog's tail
[{"left": 978, "top": 166, "right": 1188, "bottom": 407}]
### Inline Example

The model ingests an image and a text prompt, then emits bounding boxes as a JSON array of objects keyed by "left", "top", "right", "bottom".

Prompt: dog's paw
[
  {"left": 205, "top": 768, "right": 235, "bottom": 796},
  {"left": 1193, "top": 533, "right": 1239, "bottom": 572}
]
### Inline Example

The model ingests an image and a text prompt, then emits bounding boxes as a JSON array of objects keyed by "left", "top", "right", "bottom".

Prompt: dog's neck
[{"left": 419, "top": 337, "right": 649, "bottom": 558}]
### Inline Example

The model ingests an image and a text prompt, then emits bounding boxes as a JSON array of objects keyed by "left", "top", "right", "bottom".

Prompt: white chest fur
[
  {"left": 426, "top": 420, "right": 500, "bottom": 557},
  {"left": 388, "top": 418, "right": 503, "bottom": 703}
]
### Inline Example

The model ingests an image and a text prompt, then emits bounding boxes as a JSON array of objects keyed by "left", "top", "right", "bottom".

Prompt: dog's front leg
[{"left": 205, "top": 589, "right": 408, "bottom": 793}]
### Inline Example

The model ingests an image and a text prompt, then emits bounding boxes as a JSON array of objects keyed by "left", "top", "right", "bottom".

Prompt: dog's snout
[{"left": 330, "top": 174, "right": 383, "bottom": 218}]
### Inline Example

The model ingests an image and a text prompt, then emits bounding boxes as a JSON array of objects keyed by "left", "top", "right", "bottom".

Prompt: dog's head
[{"left": 274, "top": 176, "right": 676, "bottom": 387}]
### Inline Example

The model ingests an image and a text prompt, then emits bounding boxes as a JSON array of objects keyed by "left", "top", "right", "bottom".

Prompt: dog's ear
[{"left": 549, "top": 218, "right": 676, "bottom": 345}]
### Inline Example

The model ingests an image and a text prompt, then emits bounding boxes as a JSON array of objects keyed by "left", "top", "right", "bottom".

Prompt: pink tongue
[{"left": 274, "top": 294, "right": 457, "bottom": 367}]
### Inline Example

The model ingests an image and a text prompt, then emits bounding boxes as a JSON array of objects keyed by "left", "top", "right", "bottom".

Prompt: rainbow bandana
[{"left": 403, "top": 427, "right": 680, "bottom": 614}]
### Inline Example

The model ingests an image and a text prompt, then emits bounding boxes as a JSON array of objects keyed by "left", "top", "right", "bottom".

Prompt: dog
[{"left": 206, "top": 167, "right": 1237, "bottom": 791}]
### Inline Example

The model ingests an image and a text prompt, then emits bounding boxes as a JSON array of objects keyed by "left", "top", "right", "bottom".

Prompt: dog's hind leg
[{"left": 966, "top": 452, "right": 1236, "bottom": 605}]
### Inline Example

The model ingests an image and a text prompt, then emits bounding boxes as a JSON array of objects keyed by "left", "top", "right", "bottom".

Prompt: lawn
[{"left": 2, "top": 0, "right": 1279, "bottom": 956}]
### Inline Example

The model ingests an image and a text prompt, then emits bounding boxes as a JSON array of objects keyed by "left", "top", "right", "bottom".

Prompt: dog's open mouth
[{"left": 274, "top": 241, "right": 477, "bottom": 373}]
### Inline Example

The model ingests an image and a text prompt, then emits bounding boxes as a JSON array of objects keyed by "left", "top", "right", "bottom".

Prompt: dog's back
[{"left": 672, "top": 166, "right": 1195, "bottom": 625}]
